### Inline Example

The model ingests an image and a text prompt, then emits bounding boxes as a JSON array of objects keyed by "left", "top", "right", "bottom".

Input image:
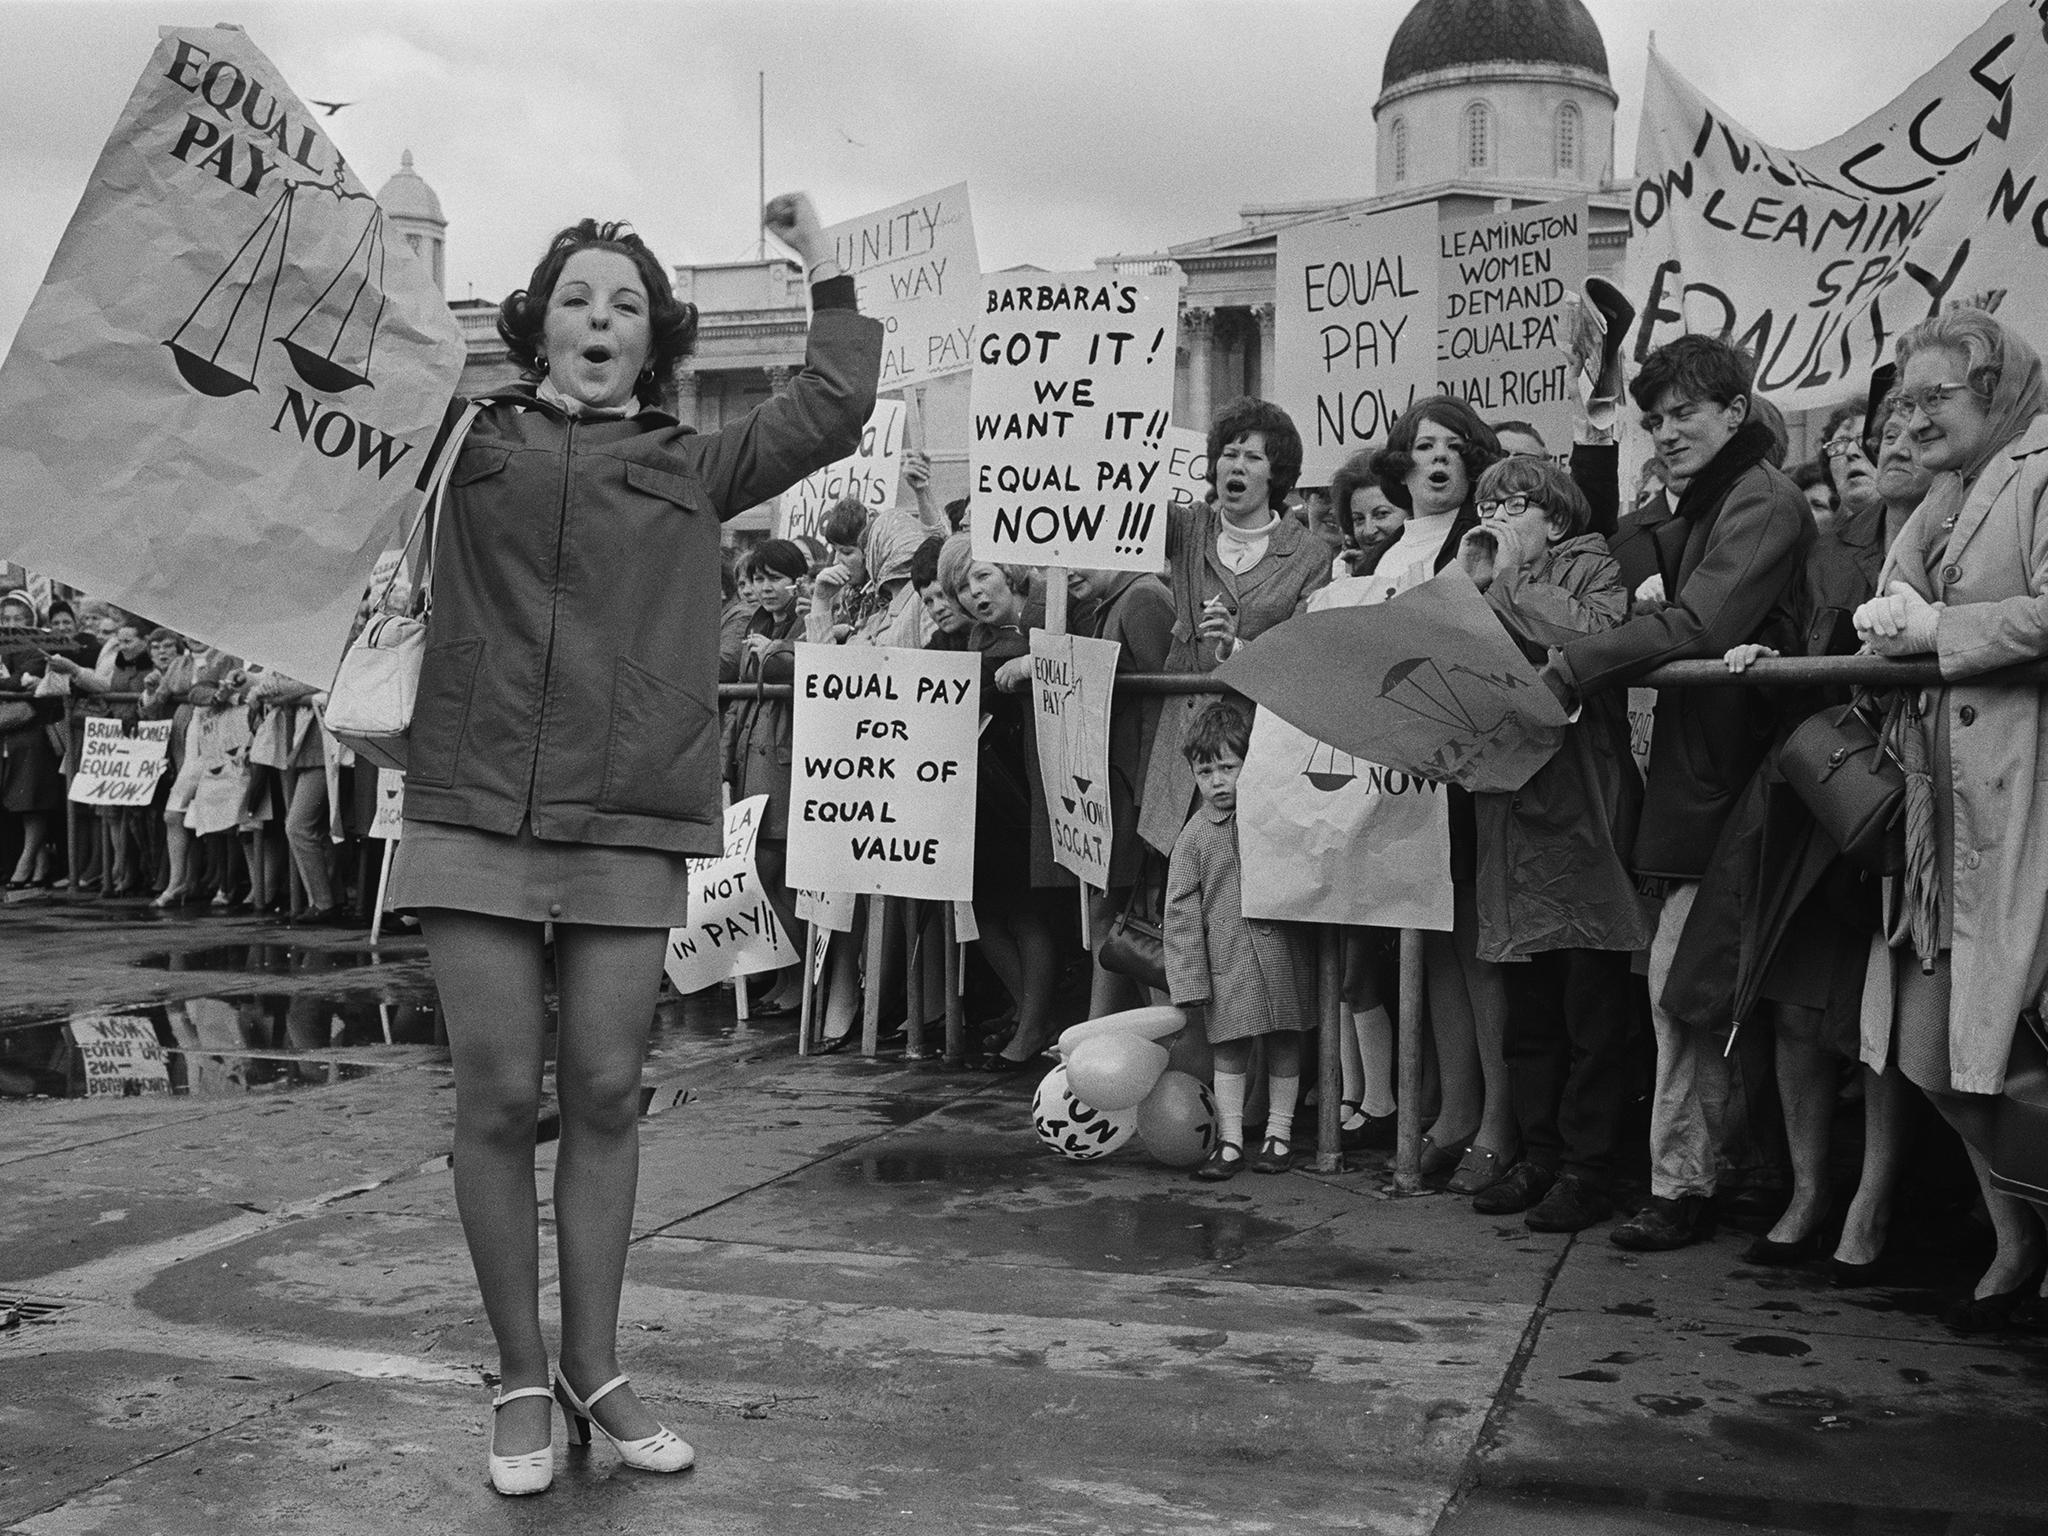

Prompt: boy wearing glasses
[{"left": 1454, "top": 458, "right": 1649, "bottom": 1232}]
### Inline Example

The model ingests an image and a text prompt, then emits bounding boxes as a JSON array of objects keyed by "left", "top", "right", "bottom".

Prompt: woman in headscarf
[{"left": 1853, "top": 308, "right": 2048, "bottom": 1332}]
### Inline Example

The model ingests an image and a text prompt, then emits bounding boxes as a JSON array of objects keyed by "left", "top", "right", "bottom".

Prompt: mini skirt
[{"left": 388, "top": 817, "right": 692, "bottom": 927}]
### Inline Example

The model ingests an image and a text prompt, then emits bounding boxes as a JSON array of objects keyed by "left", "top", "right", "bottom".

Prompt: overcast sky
[{"left": 0, "top": 0, "right": 2000, "bottom": 354}]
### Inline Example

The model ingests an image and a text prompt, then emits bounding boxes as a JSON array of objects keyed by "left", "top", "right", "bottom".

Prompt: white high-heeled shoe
[
  {"left": 487, "top": 1385, "right": 556, "bottom": 1496},
  {"left": 553, "top": 1372, "right": 694, "bottom": 1472}
]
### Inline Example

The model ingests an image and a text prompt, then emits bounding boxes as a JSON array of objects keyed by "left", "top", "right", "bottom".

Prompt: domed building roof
[
  {"left": 376, "top": 150, "right": 445, "bottom": 226},
  {"left": 1382, "top": 0, "right": 1610, "bottom": 91}
]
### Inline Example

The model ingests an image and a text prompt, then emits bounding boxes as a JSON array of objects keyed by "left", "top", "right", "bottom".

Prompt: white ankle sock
[
  {"left": 1212, "top": 1069, "right": 1246, "bottom": 1150},
  {"left": 1266, "top": 1073, "right": 1299, "bottom": 1148},
  {"left": 1352, "top": 1005, "right": 1396, "bottom": 1118}
]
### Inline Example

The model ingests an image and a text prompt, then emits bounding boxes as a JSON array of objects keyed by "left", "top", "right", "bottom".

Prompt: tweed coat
[
  {"left": 1164, "top": 807, "right": 1318, "bottom": 1044},
  {"left": 1861, "top": 414, "right": 2048, "bottom": 1093},
  {"left": 1137, "top": 501, "right": 1330, "bottom": 855}
]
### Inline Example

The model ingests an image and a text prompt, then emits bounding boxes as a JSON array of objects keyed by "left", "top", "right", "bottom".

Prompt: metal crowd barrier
[
  {"left": 19, "top": 652, "right": 2036, "bottom": 1191},
  {"left": 716, "top": 651, "right": 2047, "bottom": 1188}
]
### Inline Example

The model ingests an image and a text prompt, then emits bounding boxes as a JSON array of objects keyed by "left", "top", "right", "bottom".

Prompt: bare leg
[
  {"left": 9, "top": 811, "right": 47, "bottom": 884},
  {"left": 551, "top": 923, "right": 670, "bottom": 1441},
  {"left": 418, "top": 909, "right": 552, "bottom": 1458},
  {"left": 993, "top": 895, "right": 1059, "bottom": 1062},
  {"left": 821, "top": 930, "right": 861, "bottom": 1040},
  {"left": 1422, "top": 929, "right": 1481, "bottom": 1149},
  {"left": 155, "top": 810, "right": 193, "bottom": 904},
  {"left": 1764, "top": 1008, "right": 1837, "bottom": 1245},
  {"left": 1834, "top": 1062, "right": 1912, "bottom": 1266},
  {"left": 1452, "top": 890, "right": 1517, "bottom": 1158},
  {"left": 1925, "top": 1089, "right": 2045, "bottom": 1301}
]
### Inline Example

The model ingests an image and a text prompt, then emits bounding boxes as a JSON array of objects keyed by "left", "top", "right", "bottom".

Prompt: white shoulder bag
[{"left": 325, "top": 401, "right": 487, "bottom": 772}]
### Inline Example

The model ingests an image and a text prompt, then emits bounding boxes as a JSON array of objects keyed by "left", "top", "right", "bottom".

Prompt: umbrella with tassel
[{"left": 1888, "top": 691, "right": 1942, "bottom": 972}]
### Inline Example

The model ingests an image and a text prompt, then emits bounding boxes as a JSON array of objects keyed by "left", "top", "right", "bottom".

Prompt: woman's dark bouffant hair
[
  {"left": 740, "top": 538, "right": 808, "bottom": 584},
  {"left": 1369, "top": 396, "right": 1501, "bottom": 512},
  {"left": 497, "top": 220, "right": 700, "bottom": 411},
  {"left": 1206, "top": 397, "right": 1303, "bottom": 510}
]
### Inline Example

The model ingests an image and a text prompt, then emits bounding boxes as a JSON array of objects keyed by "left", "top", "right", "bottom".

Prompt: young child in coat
[
  {"left": 1454, "top": 455, "right": 1648, "bottom": 1232},
  {"left": 1164, "top": 701, "right": 1320, "bottom": 1180}
]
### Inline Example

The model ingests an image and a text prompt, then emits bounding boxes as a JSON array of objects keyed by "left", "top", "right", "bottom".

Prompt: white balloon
[
  {"left": 1067, "top": 1034, "right": 1171, "bottom": 1113},
  {"left": 1031, "top": 1064, "right": 1137, "bottom": 1160},
  {"left": 1136, "top": 1070, "right": 1219, "bottom": 1167},
  {"left": 1055, "top": 1004, "right": 1185, "bottom": 1060}
]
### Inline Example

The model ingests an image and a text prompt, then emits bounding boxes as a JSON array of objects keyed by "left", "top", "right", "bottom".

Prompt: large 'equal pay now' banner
[
  {"left": 970, "top": 272, "right": 1181, "bottom": 571},
  {"left": 1275, "top": 204, "right": 1440, "bottom": 486},
  {"left": 0, "top": 25, "right": 466, "bottom": 688},
  {"left": 1629, "top": 0, "right": 2048, "bottom": 414}
]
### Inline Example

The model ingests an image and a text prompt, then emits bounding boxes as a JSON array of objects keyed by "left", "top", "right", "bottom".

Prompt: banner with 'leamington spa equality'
[{"left": 1630, "top": 0, "right": 2048, "bottom": 413}]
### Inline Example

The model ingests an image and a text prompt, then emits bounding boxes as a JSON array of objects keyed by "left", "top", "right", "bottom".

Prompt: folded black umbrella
[{"left": 1215, "top": 570, "right": 1568, "bottom": 793}]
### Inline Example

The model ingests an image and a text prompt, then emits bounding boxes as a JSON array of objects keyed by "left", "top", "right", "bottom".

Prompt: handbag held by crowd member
[
  {"left": 1099, "top": 880, "right": 1167, "bottom": 993},
  {"left": 1778, "top": 689, "right": 1907, "bottom": 874},
  {"left": 325, "top": 402, "right": 486, "bottom": 772}
]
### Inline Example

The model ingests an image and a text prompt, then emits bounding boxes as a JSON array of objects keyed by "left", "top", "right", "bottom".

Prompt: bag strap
[
  {"left": 362, "top": 399, "right": 489, "bottom": 619},
  {"left": 416, "top": 399, "right": 490, "bottom": 614}
]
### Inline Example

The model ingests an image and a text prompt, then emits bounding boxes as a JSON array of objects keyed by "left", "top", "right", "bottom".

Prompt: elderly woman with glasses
[{"left": 1853, "top": 308, "right": 2048, "bottom": 1334}]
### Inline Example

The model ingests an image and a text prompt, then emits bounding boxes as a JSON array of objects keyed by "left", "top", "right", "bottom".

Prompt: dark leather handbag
[
  {"left": 1099, "top": 882, "right": 1166, "bottom": 993},
  {"left": 1779, "top": 692, "right": 1905, "bottom": 874}
]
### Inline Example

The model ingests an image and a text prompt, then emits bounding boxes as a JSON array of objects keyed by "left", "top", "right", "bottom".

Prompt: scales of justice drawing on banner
[{"left": 165, "top": 173, "right": 394, "bottom": 400}]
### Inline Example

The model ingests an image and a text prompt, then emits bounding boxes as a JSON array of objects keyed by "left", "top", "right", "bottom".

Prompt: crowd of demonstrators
[
  {"left": 9, "top": 281, "right": 2048, "bottom": 1348},
  {"left": 0, "top": 593, "right": 391, "bottom": 924},
  {"left": 705, "top": 306, "right": 2048, "bottom": 1340}
]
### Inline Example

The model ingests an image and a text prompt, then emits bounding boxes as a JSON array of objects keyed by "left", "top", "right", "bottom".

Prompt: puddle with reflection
[
  {"left": 822, "top": 1141, "right": 1298, "bottom": 1269},
  {"left": 0, "top": 992, "right": 443, "bottom": 1100},
  {"left": 133, "top": 943, "right": 401, "bottom": 974}
]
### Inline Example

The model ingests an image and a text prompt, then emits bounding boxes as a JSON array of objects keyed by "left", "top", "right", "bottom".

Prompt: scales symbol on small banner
[
  {"left": 164, "top": 175, "right": 390, "bottom": 399},
  {"left": 1054, "top": 669, "right": 1097, "bottom": 816},
  {"left": 1301, "top": 741, "right": 1357, "bottom": 793}
]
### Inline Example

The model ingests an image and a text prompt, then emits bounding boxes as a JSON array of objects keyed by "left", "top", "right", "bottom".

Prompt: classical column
[
  {"left": 1179, "top": 307, "right": 1215, "bottom": 431},
  {"left": 672, "top": 366, "right": 701, "bottom": 429},
  {"left": 1251, "top": 303, "right": 1276, "bottom": 399}
]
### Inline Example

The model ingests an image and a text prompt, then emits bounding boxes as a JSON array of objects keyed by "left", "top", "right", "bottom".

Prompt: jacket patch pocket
[
  {"left": 449, "top": 445, "right": 513, "bottom": 488},
  {"left": 623, "top": 459, "right": 711, "bottom": 515},
  {"left": 598, "top": 655, "right": 719, "bottom": 823},
  {"left": 407, "top": 635, "right": 484, "bottom": 788}
]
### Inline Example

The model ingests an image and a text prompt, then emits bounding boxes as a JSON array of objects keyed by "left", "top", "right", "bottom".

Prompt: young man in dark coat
[{"left": 1544, "top": 335, "right": 1815, "bottom": 1250}]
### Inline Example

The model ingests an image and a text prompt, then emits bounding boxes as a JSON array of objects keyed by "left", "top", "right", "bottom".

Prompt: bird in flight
[{"left": 310, "top": 99, "right": 355, "bottom": 116}]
